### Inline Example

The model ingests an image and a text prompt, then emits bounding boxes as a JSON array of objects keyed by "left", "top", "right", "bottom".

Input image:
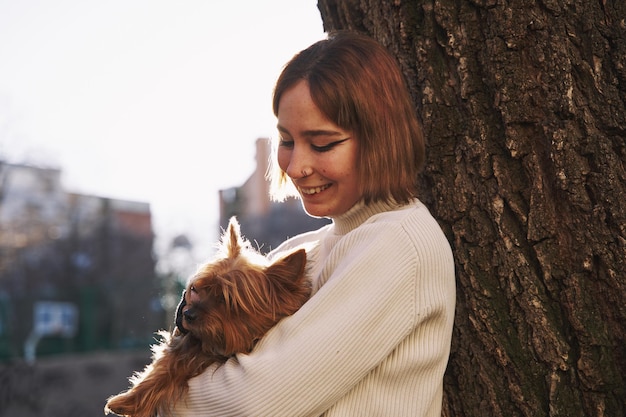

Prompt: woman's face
[{"left": 276, "top": 80, "right": 362, "bottom": 218}]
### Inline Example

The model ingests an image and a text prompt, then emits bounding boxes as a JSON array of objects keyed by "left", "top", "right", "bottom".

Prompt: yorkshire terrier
[{"left": 105, "top": 217, "right": 310, "bottom": 417}]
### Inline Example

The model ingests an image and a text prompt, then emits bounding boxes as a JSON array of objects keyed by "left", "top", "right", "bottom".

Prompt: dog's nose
[{"left": 183, "top": 308, "right": 196, "bottom": 323}]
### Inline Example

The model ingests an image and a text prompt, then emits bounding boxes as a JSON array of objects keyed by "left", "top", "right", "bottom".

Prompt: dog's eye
[{"left": 190, "top": 285, "right": 198, "bottom": 294}]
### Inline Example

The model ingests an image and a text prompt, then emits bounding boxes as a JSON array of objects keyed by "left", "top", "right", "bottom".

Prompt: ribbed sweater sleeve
[{"left": 172, "top": 200, "right": 455, "bottom": 417}]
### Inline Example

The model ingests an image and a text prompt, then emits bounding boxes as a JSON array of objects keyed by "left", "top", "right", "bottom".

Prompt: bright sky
[{"left": 0, "top": 0, "right": 325, "bottom": 256}]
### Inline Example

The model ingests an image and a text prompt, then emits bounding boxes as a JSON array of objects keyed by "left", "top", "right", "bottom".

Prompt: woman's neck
[{"left": 331, "top": 199, "right": 405, "bottom": 235}]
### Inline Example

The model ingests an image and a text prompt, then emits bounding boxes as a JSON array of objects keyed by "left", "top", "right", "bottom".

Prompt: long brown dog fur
[{"left": 104, "top": 217, "right": 310, "bottom": 417}]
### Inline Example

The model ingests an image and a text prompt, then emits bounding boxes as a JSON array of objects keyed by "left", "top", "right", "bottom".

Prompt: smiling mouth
[{"left": 299, "top": 184, "right": 331, "bottom": 195}]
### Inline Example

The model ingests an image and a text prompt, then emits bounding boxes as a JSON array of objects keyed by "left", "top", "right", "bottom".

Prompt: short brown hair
[{"left": 270, "top": 31, "right": 425, "bottom": 205}]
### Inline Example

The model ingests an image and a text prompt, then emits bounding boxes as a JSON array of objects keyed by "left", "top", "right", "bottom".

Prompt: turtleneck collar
[{"left": 330, "top": 199, "right": 410, "bottom": 235}]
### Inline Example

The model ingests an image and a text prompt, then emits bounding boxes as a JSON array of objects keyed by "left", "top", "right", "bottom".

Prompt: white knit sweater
[{"left": 171, "top": 199, "right": 456, "bottom": 417}]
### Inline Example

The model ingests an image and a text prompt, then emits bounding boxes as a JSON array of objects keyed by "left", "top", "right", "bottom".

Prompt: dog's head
[{"left": 179, "top": 217, "right": 309, "bottom": 360}]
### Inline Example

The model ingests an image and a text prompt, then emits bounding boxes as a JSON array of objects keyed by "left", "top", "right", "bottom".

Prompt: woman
[{"left": 173, "top": 31, "right": 455, "bottom": 417}]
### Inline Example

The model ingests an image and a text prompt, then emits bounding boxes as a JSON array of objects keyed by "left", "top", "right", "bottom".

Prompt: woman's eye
[
  {"left": 312, "top": 138, "right": 350, "bottom": 153},
  {"left": 311, "top": 143, "right": 335, "bottom": 152},
  {"left": 278, "top": 138, "right": 294, "bottom": 148}
]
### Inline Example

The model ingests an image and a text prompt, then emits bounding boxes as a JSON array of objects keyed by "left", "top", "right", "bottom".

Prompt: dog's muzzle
[{"left": 183, "top": 308, "right": 197, "bottom": 322}]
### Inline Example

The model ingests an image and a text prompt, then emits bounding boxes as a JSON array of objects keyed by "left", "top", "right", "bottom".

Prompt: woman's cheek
[{"left": 276, "top": 150, "right": 290, "bottom": 174}]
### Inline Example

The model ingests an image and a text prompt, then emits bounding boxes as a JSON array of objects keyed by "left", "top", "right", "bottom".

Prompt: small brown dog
[{"left": 105, "top": 217, "right": 310, "bottom": 417}]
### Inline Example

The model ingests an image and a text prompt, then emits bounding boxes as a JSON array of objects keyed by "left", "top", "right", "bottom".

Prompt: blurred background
[{"left": 0, "top": 1, "right": 329, "bottom": 415}]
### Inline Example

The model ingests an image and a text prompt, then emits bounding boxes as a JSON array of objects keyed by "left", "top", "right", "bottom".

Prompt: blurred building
[
  {"left": 0, "top": 161, "right": 159, "bottom": 361},
  {"left": 219, "top": 138, "right": 330, "bottom": 253}
]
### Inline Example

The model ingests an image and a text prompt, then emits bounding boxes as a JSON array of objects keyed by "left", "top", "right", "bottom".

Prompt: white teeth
[{"left": 299, "top": 184, "right": 331, "bottom": 195}]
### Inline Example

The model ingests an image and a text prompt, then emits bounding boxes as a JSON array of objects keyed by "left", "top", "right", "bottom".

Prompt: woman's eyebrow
[
  {"left": 276, "top": 125, "right": 344, "bottom": 138},
  {"left": 301, "top": 129, "right": 344, "bottom": 139}
]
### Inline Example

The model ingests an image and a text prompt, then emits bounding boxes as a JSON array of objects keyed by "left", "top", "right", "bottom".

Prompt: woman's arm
[{"left": 173, "top": 212, "right": 454, "bottom": 417}]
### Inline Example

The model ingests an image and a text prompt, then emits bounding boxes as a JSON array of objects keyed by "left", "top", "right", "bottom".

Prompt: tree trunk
[{"left": 316, "top": 1, "right": 626, "bottom": 416}]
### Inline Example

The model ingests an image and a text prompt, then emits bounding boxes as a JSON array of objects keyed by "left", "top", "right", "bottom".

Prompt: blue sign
[{"left": 34, "top": 301, "right": 78, "bottom": 337}]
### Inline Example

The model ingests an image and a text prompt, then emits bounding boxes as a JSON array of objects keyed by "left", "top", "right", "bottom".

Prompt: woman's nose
[{"left": 285, "top": 147, "right": 312, "bottom": 179}]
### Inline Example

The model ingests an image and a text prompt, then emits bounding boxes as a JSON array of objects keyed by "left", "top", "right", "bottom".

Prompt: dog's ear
[
  {"left": 265, "top": 249, "right": 307, "bottom": 282},
  {"left": 225, "top": 216, "right": 242, "bottom": 258},
  {"left": 263, "top": 248, "right": 310, "bottom": 321}
]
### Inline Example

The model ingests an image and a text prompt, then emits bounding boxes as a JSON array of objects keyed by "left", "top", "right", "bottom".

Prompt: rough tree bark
[{"left": 316, "top": 1, "right": 625, "bottom": 416}]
